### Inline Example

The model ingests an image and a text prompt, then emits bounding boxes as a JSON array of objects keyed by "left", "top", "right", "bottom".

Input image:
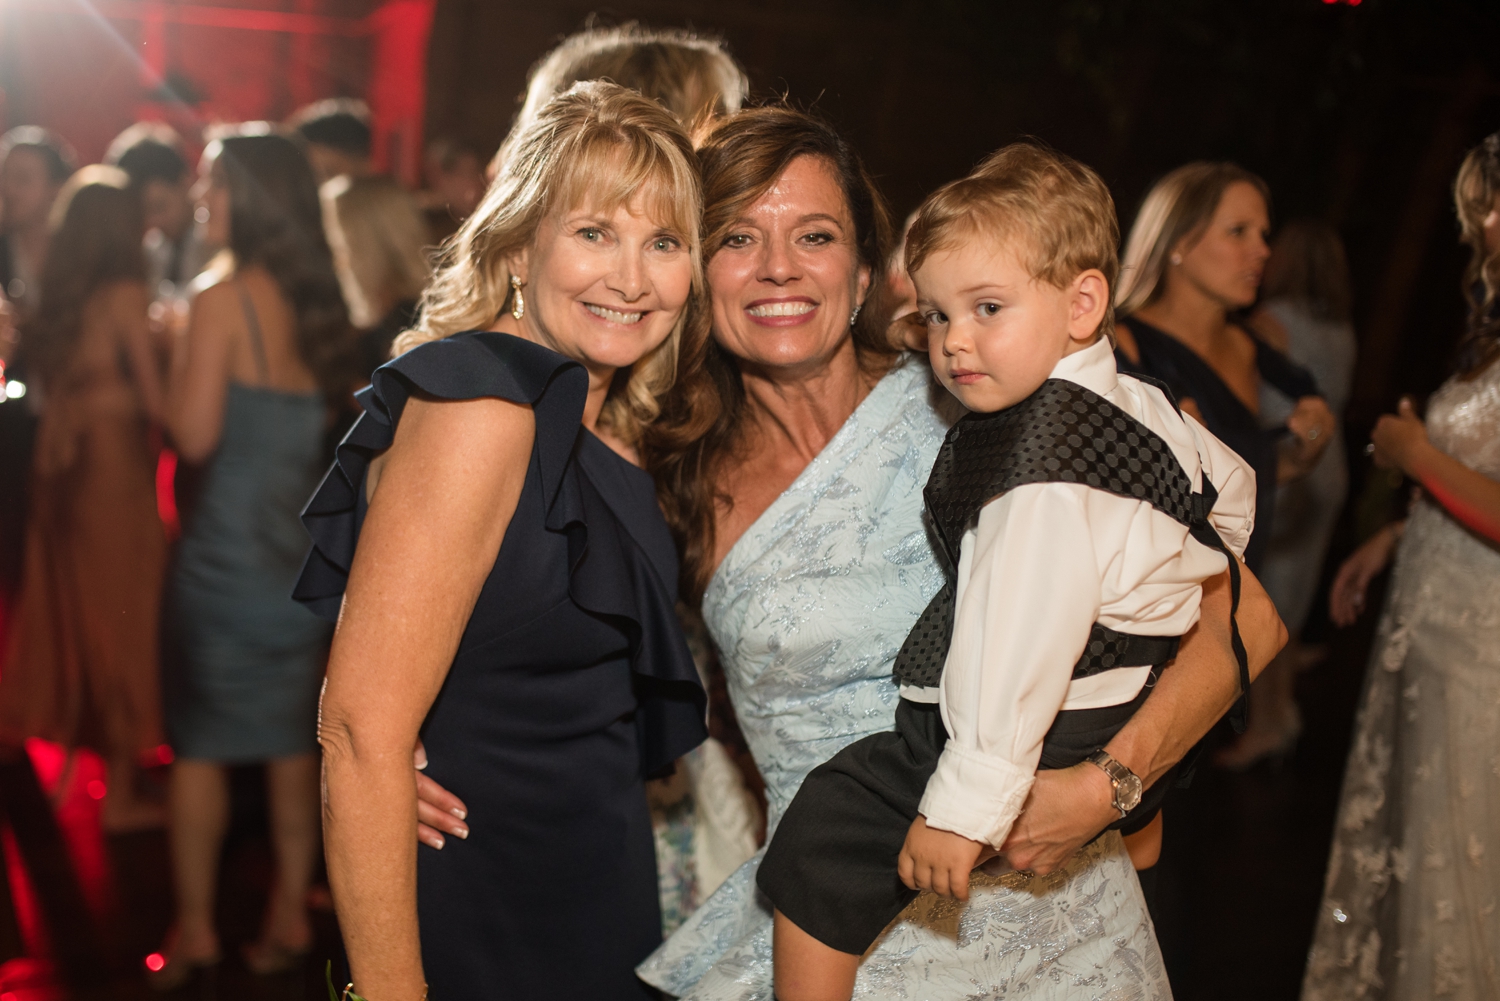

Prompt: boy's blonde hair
[
  {"left": 905, "top": 143, "right": 1120, "bottom": 339},
  {"left": 398, "top": 80, "right": 704, "bottom": 445}
]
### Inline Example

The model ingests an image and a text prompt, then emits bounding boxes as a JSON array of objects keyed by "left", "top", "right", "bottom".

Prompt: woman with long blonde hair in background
[
  {"left": 294, "top": 82, "right": 708, "bottom": 999},
  {"left": 320, "top": 173, "right": 431, "bottom": 378},
  {"left": 1115, "top": 163, "right": 1334, "bottom": 572}
]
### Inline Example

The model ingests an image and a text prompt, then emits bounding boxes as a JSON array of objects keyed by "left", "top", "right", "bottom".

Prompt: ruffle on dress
[{"left": 294, "top": 331, "right": 706, "bottom": 776}]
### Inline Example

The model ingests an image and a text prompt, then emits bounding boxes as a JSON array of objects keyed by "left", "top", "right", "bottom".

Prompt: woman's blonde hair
[
  {"left": 1453, "top": 132, "right": 1500, "bottom": 377},
  {"left": 397, "top": 80, "right": 704, "bottom": 444},
  {"left": 321, "top": 174, "right": 431, "bottom": 329},
  {"left": 1116, "top": 161, "right": 1270, "bottom": 318},
  {"left": 513, "top": 22, "right": 747, "bottom": 144}
]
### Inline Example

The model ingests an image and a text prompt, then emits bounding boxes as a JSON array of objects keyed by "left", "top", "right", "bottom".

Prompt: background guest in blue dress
[
  {"left": 151, "top": 129, "right": 355, "bottom": 988},
  {"left": 1114, "top": 162, "right": 1335, "bottom": 572},
  {"left": 298, "top": 82, "right": 708, "bottom": 1000}
]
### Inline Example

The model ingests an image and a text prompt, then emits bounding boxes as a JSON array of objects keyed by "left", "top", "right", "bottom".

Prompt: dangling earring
[
  {"left": 510, "top": 275, "right": 526, "bottom": 321},
  {"left": 1169, "top": 253, "right": 1183, "bottom": 266},
  {"left": 849, "top": 303, "right": 862, "bottom": 327}
]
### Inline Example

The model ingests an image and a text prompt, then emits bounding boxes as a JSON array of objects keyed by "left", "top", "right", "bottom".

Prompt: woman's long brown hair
[
  {"left": 641, "top": 105, "right": 897, "bottom": 605},
  {"left": 28, "top": 165, "right": 145, "bottom": 383},
  {"left": 216, "top": 131, "right": 355, "bottom": 402}
]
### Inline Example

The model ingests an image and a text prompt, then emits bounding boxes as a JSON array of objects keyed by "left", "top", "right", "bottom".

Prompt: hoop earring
[
  {"left": 849, "top": 303, "right": 862, "bottom": 327},
  {"left": 510, "top": 275, "right": 526, "bottom": 321}
]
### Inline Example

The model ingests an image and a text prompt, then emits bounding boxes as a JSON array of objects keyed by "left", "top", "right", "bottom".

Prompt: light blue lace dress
[{"left": 637, "top": 357, "right": 1171, "bottom": 1000}]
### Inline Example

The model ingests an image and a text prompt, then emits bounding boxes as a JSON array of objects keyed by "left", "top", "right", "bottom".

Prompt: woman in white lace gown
[{"left": 1304, "top": 133, "right": 1500, "bottom": 1001}]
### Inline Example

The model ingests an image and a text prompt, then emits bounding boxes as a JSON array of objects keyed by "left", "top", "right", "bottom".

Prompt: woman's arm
[
  {"left": 320, "top": 394, "right": 534, "bottom": 1001},
  {"left": 1374, "top": 397, "right": 1500, "bottom": 543},
  {"left": 1001, "top": 562, "right": 1287, "bottom": 874},
  {"left": 113, "top": 282, "right": 167, "bottom": 423},
  {"left": 164, "top": 283, "right": 235, "bottom": 463}
]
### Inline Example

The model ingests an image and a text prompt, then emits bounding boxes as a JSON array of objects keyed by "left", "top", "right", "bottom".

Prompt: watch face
[{"left": 1117, "top": 773, "right": 1143, "bottom": 812}]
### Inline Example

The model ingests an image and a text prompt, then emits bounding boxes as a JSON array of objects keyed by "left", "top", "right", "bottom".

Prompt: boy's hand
[{"left": 897, "top": 815, "right": 990, "bottom": 901}]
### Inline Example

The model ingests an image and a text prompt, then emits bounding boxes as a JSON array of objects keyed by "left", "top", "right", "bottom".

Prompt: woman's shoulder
[{"left": 375, "top": 331, "right": 587, "bottom": 418}]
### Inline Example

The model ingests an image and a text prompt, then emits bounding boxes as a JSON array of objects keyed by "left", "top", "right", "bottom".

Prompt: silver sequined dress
[
  {"left": 637, "top": 357, "right": 1171, "bottom": 1000},
  {"left": 1303, "top": 359, "right": 1500, "bottom": 1000}
]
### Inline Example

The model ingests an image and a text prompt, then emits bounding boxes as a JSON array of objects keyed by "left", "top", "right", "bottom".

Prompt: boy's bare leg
[
  {"left": 1122, "top": 812, "right": 1162, "bottom": 870},
  {"left": 773, "top": 909, "right": 859, "bottom": 1001}
]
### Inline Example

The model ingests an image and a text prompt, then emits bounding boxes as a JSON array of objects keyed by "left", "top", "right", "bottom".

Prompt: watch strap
[{"left": 1087, "top": 749, "right": 1136, "bottom": 818}]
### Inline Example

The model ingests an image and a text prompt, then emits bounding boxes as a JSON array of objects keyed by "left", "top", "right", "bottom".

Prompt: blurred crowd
[
  {"left": 0, "top": 19, "right": 1493, "bottom": 1000},
  {"left": 0, "top": 96, "right": 447, "bottom": 979}
]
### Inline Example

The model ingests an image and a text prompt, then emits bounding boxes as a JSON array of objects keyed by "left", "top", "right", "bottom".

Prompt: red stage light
[
  {"left": 144, "top": 953, "right": 166, "bottom": 973},
  {"left": 2, "top": 990, "right": 17, "bottom": 1001},
  {"left": 85, "top": 780, "right": 107, "bottom": 801}
]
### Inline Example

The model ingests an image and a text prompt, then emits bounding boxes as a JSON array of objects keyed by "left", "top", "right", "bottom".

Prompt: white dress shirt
[{"left": 909, "top": 338, "right": 1255, "bottom": 849}]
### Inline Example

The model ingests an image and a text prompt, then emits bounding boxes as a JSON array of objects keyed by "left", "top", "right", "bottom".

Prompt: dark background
[
  {"left": 428, "top": 0, "right": 1500, "bottom": 425},
  {"left": 0, "top": 2, "right": 1493, "bottom": 998}
]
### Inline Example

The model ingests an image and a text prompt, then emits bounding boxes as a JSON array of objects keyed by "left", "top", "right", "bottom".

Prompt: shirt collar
[{"left": 1048, "top": 337, "right": 1118, "bottom": 397}]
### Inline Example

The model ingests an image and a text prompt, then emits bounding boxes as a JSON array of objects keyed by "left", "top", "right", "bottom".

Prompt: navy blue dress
[
  {"left": 1117, "top": 316, "right": 1318, "bottom": 571},
  {"left": 294, "top": 332, "right": 707, "bottom": 999}
]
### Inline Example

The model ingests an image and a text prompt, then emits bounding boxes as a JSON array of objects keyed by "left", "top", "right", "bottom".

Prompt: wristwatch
[{"left": 1086, "top": 749, "right": 1143, "bottom": 819}]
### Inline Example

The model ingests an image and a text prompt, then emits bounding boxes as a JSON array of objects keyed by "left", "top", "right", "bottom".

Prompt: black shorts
[{"left": 757, "top": 683, "right": 1170, "bottom": 955}]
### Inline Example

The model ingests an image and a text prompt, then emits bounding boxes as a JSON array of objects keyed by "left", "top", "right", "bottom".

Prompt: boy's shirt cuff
[{"left": 918, "top": 743, "right": 1034, "bottom": 849}]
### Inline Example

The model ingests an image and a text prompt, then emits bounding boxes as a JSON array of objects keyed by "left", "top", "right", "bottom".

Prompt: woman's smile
[
  {"left": 582, "top": 302, "right": 647, "bottom": 325},
  {"left": 745, "top": 296, "right": 818, "bottom": 325}
]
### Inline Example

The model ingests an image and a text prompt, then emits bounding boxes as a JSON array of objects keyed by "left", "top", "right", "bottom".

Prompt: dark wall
[{"left": 427, "top": 0, "right": 1500, "bottom": 421}]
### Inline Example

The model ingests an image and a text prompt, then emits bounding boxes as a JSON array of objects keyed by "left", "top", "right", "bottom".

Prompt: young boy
[{"left": 756, "top": 144, "right": 1256, "bottom": 999}]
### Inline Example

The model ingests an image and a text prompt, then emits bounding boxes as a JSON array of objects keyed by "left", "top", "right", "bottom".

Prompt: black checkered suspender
[{"left": 892, "top": 379, "right": 1251, "bottom": 731}]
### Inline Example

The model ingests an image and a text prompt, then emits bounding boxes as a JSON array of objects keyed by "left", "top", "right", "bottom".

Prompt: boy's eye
[
  {"left": 978, "top": 303, "right": 1000, "bottom": 317},
  {"left": 923, "top": 310, "right": 948, "bottom": 326}
]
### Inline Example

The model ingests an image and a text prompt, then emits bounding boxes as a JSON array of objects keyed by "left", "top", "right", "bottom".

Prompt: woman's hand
[
  {"left": 1329, "top": 522, "right": 1403, "bottom": 627},
  {"left": 1279, "top": 396, "right": 1336, "bottom": 483},
  {"left": 1003, "top": 565, "right": 1286, "bottom": 874},
  {"left": 413, "top": 742, "right": 469, "bottom": 849},
  {"left": 999, "top": 763, "right": 1118, "bottom": 876},
  {"left": 1370, "top": 398, "right": 1429, "bottom": 475}
]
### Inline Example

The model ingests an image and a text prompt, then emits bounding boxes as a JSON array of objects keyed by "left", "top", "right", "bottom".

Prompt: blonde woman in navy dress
[{"left": 295, "top": 83, "right": 708, "bottom": 998}]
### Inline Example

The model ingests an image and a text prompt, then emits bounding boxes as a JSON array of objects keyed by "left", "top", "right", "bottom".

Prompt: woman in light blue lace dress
[{"left": 633, "top": 109, "right": 1284, "bottom": 999}]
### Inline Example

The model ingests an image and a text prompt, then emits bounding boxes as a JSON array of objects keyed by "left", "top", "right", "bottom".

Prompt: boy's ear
[{"left": 1069, "top": 269, "right": 1110, "bottom": 342}]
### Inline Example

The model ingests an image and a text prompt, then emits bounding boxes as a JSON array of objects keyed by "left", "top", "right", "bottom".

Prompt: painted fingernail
[
  {"left": 431, "top": 835, "right": 444, "bottom": 850},
  {"left": 450, "top": 807, "right": 466, "bottom": 820},
  {"left": 453, "top": 826, "right": 468, "bottom": 840}
]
